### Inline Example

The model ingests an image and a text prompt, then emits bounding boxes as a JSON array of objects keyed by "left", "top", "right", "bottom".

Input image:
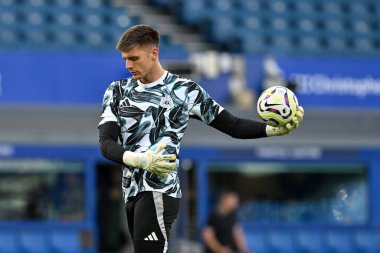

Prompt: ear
[{"left": 151, "top": 47, "right": 159, "bottom": 61}]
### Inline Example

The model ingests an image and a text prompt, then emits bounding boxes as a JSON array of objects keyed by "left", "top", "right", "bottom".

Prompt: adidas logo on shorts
[{"left": 144, "top": 231, "right": 158, "bottom": 241}]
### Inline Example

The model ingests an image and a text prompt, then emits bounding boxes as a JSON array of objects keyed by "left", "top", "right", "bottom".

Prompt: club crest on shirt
[{"left": 160, "top": 94, "right": 174, "bottom": 108}]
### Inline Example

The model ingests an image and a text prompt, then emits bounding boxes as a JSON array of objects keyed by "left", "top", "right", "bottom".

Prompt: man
[
  {"left": 98, "top": 24, "right": 304, "bottom": 253},
  {"left": 203, "top": 190, "right": 250, "bottom": 253}
]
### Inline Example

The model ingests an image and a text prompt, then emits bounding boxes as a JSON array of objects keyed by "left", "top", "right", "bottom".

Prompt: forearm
[
  {"left": 209, "top": 109, "right": 267, "bottom": 139},
  {"left": 203, "top": 228, "right": 225, "bottom": 253},
  {"left": 98, "top": 122, "right": 126, "bottom": 165},
  {"left": 99, "top": 123, "right": 176, "bottom": 178},
  {"left": 233, "top": 225, "right": 250, "bottom": 253}
]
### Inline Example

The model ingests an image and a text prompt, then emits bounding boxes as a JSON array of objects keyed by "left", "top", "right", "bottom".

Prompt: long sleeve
[
  {"left": 208, "top": 109, "right": 267, "bottom": 139},
  {"left": 98, "top": 122, "right": 126, "bottom": 165}
]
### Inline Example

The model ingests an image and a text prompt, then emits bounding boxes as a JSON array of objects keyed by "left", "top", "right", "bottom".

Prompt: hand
[
  {"left": 266, "top": 106, "right": 304, "bottom": 136},
  {"left": 122, "top": 144, "right": 176, "bottom": 178}
]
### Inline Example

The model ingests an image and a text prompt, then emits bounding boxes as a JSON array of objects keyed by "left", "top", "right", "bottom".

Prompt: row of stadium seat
[
  {"left": 151, "top": 0, "right": 380, "bottom": 55},
  {"left": 203, "top": 0, "right": 380, "bottom": 16},
  {"left": 245, "top": 229, "right": 380, "bottom": 253},
  {"left": 0, "top": 230, "right": 93, "bottom": 253},
  {"left": 173, "top": 0, "right": 380, "bottom": 25},
  {"left": 0, "top": 0, "right": 109, "bottom": 8},
  {"left": 0, "top": 6, "right": 131, "bottom": 28},
  {"left": 153, "top": 0, "right": 380, "bottom": 14},
  {"left": 0, "top": 0, "right": 135, "bottom": 50},
  {"left": 0, "top": 0, "right": 188, "bottom": 52}
]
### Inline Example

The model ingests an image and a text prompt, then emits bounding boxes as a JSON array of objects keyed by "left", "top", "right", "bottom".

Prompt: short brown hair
[{"left": 116, "top": 24, "right": 160, "bottom": 52}]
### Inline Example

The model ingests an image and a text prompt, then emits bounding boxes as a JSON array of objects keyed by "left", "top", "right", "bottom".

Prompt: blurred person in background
[
  {"left": 98, "top": 24, "right": 304, "bottom": 253},
  {"left": 262, "top": 55, "right": 297, "bottom": 93},
  {"left": 203, "top": 190, "right": 252, "bottom": 253}
]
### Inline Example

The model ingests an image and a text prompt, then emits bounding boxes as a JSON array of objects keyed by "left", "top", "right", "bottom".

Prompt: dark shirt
[{"left": 205, "top": 209, "right": 238, "bottom": 253}]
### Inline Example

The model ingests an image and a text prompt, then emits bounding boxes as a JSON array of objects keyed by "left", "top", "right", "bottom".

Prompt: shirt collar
[{"left": 137, "top": 70, "right": 168, "bottom": 88}]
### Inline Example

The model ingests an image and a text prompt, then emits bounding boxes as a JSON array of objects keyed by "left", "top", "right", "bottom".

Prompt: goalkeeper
[{"left": 98, "top": 24, "right": 304, "bottom": 253}]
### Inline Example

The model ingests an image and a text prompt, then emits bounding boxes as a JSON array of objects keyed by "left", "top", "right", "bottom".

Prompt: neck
[{"left": 140, "top": 63, "right": 165, "bottom": 84}]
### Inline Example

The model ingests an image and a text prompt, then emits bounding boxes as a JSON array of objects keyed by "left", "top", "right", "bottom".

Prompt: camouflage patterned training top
[{"left": 99, "top": 71, "right": 223, "bottom": 201}]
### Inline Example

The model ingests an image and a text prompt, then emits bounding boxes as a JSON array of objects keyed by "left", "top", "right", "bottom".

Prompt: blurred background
[{"left": 0, "top": 0, "right": 380, "bottom": 252}]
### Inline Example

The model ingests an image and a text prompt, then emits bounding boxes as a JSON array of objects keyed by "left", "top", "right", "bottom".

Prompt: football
[{"left": 257, "top": 86, "right": 299, "bottom": 127}]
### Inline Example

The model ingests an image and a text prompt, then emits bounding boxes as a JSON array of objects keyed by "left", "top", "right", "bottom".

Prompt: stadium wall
[
  {"left": 2, "top": 52, "right": 380, "bottom": 109},
  {"left": 0, "top": 144, "right": 379, "bottom": 252}
]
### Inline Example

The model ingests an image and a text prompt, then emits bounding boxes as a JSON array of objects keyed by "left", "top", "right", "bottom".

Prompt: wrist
[
  {"left": 122, "top": 151, "right": 144, "bottom": 168},
  {"left": 265, "top": 125, "right": 278, "bottom": 137}
]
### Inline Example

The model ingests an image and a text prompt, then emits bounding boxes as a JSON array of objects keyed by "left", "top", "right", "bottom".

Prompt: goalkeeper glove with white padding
[
  {"left": 122, "top": 144, "right": 176, "bottom": 178},
  {"left": 266, "top": 106, "right": 304, "bottom": 136}
]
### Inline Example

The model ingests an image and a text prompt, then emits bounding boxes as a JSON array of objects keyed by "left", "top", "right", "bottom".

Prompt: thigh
[
  {"left": 162, "top": 192, "right": 181, "bottom": 240},
  {"left": 133, "top": 191, "right": 180, "bottom": 253},
  {"left": 124, "top": 199, "right": 135, "bottom": 240}
]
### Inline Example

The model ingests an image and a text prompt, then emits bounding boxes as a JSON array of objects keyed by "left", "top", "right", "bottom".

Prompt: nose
[{"left": 126, "top": 60, "right": 133, "bottom": 70}]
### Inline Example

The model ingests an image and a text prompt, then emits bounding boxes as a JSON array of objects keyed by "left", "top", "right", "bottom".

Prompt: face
[
  {"left": 121, "top": 44, "right": 158, "bottom": 83},
  {"left": 220, "top": 193, "right": 240, "bottom": 213}
]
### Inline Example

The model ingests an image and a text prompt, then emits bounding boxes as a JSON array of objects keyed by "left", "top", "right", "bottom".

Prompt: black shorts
[{"left": 125, "top": 191, "right": 180, "bottom": 253}]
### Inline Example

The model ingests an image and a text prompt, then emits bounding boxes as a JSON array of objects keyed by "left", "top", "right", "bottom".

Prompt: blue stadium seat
[
  {"left": 55, "top": 0, "right": 78, "bottom": 9},
  {"left": 23, "top": 8, "right": 49, "bottom": 27},
  {"left": 235, "top": 0, "right": 261, "bottom": 13},
  {"left": 55, "top": 11, "right": 79, "bottom": 28},
  {"left": 326, "top": 231, "right": 356, "bottom": 253},
  {"left": 293, "top": 1, "right": 316, "bottom": 15},
  {"left": 52, "top": 28, "right": 80, "bottom": 48},
  {"left": 270, "top": 35, "right": 294, "bottom": 54},
  {"left": 297, "top": 36, "right": 321, "bottom": 54},
  {"left": 179, "top": 0, "right": 207, "bottom": 25},
  {"left": 268, "top": 231, "right": 299, "bottom": 253},
  {"left": 82, "top": 0, "right": 106, "bottom": 9},
  {"left": 51, "top": 231, "right": 83, "bottom": 253},
  {"left": 324, "top": 18, "right": 346, "bottom": 34},
  {"left": 354, "top": 230, "right": 380, "bottom": 253},
  {"left": 240, "top": 31, "right": 268, "bottom": 54},
  {"left": 0, "top": 28, "right": 21, "bottom": 48},
  {"left": 323, "top": 35, "right": 348, "bottom": 55},
  {"left": 268, "top": 0, "right": 288, "bottom": 15},
  {"left": 0, "top": 6, "right": 18, "bottom": 28},
  {"left": 269, "top": 16, "right": 289, "bottom": 34},
  {"left": 206, "top": 0, "right": 235, "bottom": 13},
  {"left": 297, "top": 230, "right": 326, "bottom": 253},
  {"left": 25, "top": 27, "right": 53, "bottom": 47},
  {"left": 322, "top": 1, "right": 344, "bottom": 16},
  {"left": 237, "top": 13, "right": 265, "bottom": 32},
  {"left": 0, "top": 231, "right": 21, "bottom": 253},
  {"left": 20, "top": 231, "right": 51, "bottom": 253},
  {"left": 350, "top": 2, "right": 371, "bottom": 17},
  {"left": 355, "top": 38, "right": 375, "bottom": 55},
  {"left": 79, "top": 8, "right": 105, "bottom": 28},
  {"left": 105, "top": 7, "right": 134, "bottom": 28},
  {"left": 245, "top": 232, "right": 270, "bottom": 253},
  {"left": 80, "top": 28, "right": 115, "bottom": 49},
  {"left": 208, "top": 13, "right": 236, "bottom": 43}
]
